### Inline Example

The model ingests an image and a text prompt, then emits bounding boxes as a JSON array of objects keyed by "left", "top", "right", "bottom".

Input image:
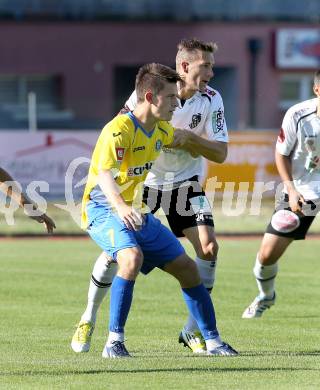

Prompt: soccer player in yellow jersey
[
  {"left": 81, "top": 104, "right": 176, "bottom": 231},
  {"left": 72, "top": 63, "right": 237, "bottom": 358}
]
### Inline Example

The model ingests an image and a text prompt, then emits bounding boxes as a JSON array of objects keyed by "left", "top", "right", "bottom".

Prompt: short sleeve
[
  {"left": 276, "top": 108, "right": 297, "bottom": 156},
  {"left": 94, "top": 119, "right": 131, "bottom": 171},
  {"left": 205, "top": 92, "right": 228, "bottom": 142}
]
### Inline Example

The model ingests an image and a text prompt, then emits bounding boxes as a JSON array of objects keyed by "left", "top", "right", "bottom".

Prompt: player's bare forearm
[
  {"left": 0, "top": 167, "right": 14, "bottom": 183},
  {"left": 98, "top": 169, "right": 127, "bottom": 210},
  {"left": 166, "top": 130, "right": 227, "bottom": 162},
  {"left": 0, "top": 167, "right": 29, "bottom": 207},
  {"left": 275, "top": 150, "right": 306, "bottom": 212},
  {"left": 98, "top": 169, "right": 143, "bottom": 231},
  {"left": 275, "top": 151, "right": 295, "bottom": 192},
  {"left": 185, "top": 133, "right": 227, "bottom": 163}
]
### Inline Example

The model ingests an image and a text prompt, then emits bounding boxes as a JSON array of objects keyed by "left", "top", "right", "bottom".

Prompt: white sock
[
  {"left": 107, "top": 331, "right": 124, "bottom": 346},
  {"left": 253, "top": 255, "right": 278, "bottom": 299},
  {"left": 195, "top": 256, "right": 216, "bottom": 290},
  {"left": 184, "top": 256, "right": 216, "bottom": 332},
  {"left": 205, "top": 336, "right": 223, "bottom": 350},
  {"left": 81, "top": 253, "right": 117, "bottom": 324}
]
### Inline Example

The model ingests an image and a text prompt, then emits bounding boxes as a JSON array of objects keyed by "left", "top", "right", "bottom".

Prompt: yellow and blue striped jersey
[{"left": 81, "top": 112, "right": 174, "bottom": 228}]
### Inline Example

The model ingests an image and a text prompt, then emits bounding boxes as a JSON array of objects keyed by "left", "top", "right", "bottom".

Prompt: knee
[
  {"left": 258, "top": 247, "right": 277, "bottom": 265},
  {"left": 126, "top": 248, "right": 143, "bottom": 272},
  {"left": 195, "top": 240, "right": 219, "bottom": 261},
  {"left": 258, "top": 249, "right": 268, "bottom": 263},
  {"left": 176, "top": 256, "right": 201, "bottom": 287},
  {"left": 117, "top": 247, "right": 143, "bottom": 278},
  {"left": 184, "top": 257, "right": 199, "bottom": 274}
]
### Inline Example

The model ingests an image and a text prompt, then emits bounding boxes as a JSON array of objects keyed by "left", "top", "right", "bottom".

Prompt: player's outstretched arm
[
  {"left": 25, "top": 209, "right": 56, "bottom": 234},
  {"left": 169, "top": 129, "right": 227, "bottom": 162},
  {"left": 0, "top": 166, "right": 56, "bottom": 233},
  {"left": 0, "top": 167, "right": 16, "bottom": 186}
]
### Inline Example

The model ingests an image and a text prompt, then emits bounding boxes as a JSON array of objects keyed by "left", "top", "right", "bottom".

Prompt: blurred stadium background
[
  {"left": 1, "top": 0, "right": 320, "bottom": 235},
  {"left": 1, "top": 4, "right": 320, "bottom": 389}
]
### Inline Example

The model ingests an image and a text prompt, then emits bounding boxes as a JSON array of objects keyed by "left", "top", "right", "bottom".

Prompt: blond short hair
[{"left": 176, "top": 38, "right": 218, "bottom": 65}]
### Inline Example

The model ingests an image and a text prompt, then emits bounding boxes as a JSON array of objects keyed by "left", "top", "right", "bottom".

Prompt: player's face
[
  {"left": 314, "top": 82, "right": 320, "bottom": 98},
  {"left": 185, "top": 50, "right": 214, "bottom": 92},
  {"left": 152, "top": 82, "right": 179, "bottom": 121}
]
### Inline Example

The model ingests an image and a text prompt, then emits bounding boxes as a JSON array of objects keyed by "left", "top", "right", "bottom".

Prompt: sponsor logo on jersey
[
  {"left": 155, "top": 139, "right": 162, "bottom": 151},
  {"left": 133, "top": 146, "right": 145, "bottom": 152},
  {"left": 127, "top": 161, "right": 153, "bottom": 176},
  {"left": 212, "top": 109, "right": 224, "bottom": 134},
  {"left": 304, "top": 136, "right": 316, "bottom": 152},
  {"left": 278, "top": 128, "right": 285, "bottom": 143},
  {"left": 305, "top": 154, "right": 320, "bottom": 171},
  {"left": 189, "top": 113, "right": 202, "bottom": 129},
  {"left": 162, "top": 146, "right": 176, "bottom": 154},
  {"left": 115, "top": 147, "right": 125, "bottom": 161},
  {"left": 113, "top": 132, "right": 122, "bottom": 137}
]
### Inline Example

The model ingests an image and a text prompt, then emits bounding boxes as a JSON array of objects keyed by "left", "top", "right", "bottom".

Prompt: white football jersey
[
  {"left": 276, "top": 98, "right": 320, "bottom": 199},
  {"left": 125, "top": 86, "right": 228, "bottom": 188}
]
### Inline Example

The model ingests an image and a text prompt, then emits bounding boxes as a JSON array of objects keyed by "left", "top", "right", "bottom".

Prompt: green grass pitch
[{"left": 0, "top": 237, "right": 319, "bottom": 389}]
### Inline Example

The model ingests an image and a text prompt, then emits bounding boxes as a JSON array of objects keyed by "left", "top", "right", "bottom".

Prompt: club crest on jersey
[
  {"left": 115, "top": 147, "right": 125, "bottom": 161},
  {"left": 189, "top": 113, "right": 202, "bottom": 129},
  {"left": 205, "top": 87, "right": 216, "bottom": 97},
  {"left": 212, "top": 109, "right": 224, "bottom": 134},
  {"left": 155, "top": 139, "right": 162, "bottom": 151},
  {"left": 127, "top": 161, "right": 153, "bottom": 176}
]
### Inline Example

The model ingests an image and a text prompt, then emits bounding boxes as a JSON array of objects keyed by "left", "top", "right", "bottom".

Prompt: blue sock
[
  {"left": 109, "top": 276, "right": 135, "bottom": 333},
  {"left": 182, "top": 284, "right": 219, "bottom": 340}
]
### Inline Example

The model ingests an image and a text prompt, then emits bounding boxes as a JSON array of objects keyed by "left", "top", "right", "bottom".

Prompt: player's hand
[
  {"left": 170, "top": 129, "right": 192, "bottom": 148},
  {"left": 180, "top": 144, "right": 200, "bottom": 158},
  {"left": 288, "top": 189, "right": 306, "bottom": 215},
  {"left": 172, "top": 130, "right": 200, "bottom": 157},
  {"left": 116, "top": 204, "right": 144, "bottom": 231},
  {"left": 30, "top": 213, "right": 56, "bottom": 234}
]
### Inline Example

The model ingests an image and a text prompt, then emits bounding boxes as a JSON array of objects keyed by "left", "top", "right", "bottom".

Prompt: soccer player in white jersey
[
  {"left": 242, "top": 70, "right": 320, "bottom": 319},
  {"left": 0, "top": 166, "right": 55, "bottom": 233},
  {"left": 72, "top": 39, "right": 229, "bottom": 354}
]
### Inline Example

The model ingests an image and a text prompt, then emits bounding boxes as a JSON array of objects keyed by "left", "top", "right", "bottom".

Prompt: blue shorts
[{"left": 86, "top": 201, "right": 185, "bottom": 274}]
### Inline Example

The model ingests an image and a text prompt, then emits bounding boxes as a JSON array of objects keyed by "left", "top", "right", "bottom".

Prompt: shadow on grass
[
  {"left": 240, "top": 351, "right": 320, "bottom": 357},
  {"left": 284, "top": 315, "right": 320, "bottom": 319},
  {"left": 2, "top": 366, "right": 320, "bottom": 377}
]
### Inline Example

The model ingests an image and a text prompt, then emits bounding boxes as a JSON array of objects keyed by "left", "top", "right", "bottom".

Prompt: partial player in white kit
[
  {"left": 242, "top": 70, "right": 320, "bottom": 319},
  {"left": 72, "top": 38, "right": 229, "bottom": 354}
]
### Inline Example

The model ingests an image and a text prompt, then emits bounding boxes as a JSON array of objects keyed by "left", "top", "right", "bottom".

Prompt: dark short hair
[
  {"left": 314, "top": 70, "right": 320, "bottom": 85},
  {"left": 135, "top": 63, "right": 182, "bottom": 103},
  {"left": 176, "top": 38, "right": 218, "bottom": 65}
]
